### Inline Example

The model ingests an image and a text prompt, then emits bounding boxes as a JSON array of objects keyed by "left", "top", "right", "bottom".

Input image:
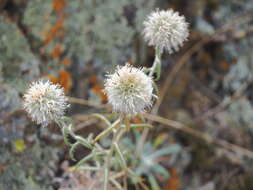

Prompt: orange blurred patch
[
  {"left": 43, "top": 33, "right": 53, "bottom": 45},
  {"left": 0, "top": 164, "right": 6, "bottom": 174},
  {"left": 51, "top": 44, "right": 64, "bottom": 60},
  {"left": 90, "top": 75, "right": 99, "bottom": 85},
  {"left": 219, "top": 61, "right": 230, "bottom": 71},
  {"left": 45, "top": 70, "right": 72, "bottom": 93},
  {"left": 131, "top": 116, "right": 143, "bottom": 124},
  {"left": 58, "top": 70, "right": 72, "bottom": 93},
  {"left": 53, "top": 0, "right": 66, "bottom": 12},
  {"left": 164, "top": 168, "right": 180, "bottom": 190},
  {"left": 92, "top": 85, "right": 107, "bottom": 102},
  {"left": 61, "top": 57, "right": 72, "bottom": 66},
  {"left": 45, "top": 74, "right": 59, "bottom": 84},
  {"left": 43, "top": 22, "right": 64, "bottom": 45},
  {"left": 41, "top": 0, "right": 67, "bottom": 54},
  {"left": 89, "top": 75, "right": 107, "bottom": 102},
  {"left": 51, "top": 22, "right": 64, "bottom": 35}
]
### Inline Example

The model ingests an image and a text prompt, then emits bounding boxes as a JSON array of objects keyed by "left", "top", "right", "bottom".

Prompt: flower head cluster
[
  {"left": 23, "top": 79, "right": 69, "bottom": 126},
  {"left": 104, "top": 64, "right": 154, "bottom": 117},
  {"left": 143, "top": 9, "right": 189, "bottom": 54}
]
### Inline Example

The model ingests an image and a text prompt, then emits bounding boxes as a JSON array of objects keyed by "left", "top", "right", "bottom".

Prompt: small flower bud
[
  {"left": 23, "top": 79, "right": 69, "bottom": 126},
  {"left": 143, "top": 9, "right": 189, "bottom": 54},
  {"left": 104, "top": 64, "right": 154, "bottom": 117}
]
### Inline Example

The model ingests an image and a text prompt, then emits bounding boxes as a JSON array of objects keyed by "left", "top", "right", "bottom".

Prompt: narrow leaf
[
  {"left": 94, "top": 119, "right": 120, "bottom": 142},
  {"left": 91, "top": 113, "right": 111, "bottom": 127}
]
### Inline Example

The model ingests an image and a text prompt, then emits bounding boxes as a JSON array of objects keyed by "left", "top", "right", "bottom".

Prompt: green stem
[
  {"left": 126, "top": 123, "right": 153, "bottom": 129},
  {"left": 103, "top": 121, "right": 126, "bottom": 190},
  {"left": 91, "top": 113, "right": 112, "bottom": 127},
  {"left": 78, "top": 166, "right": 100, "bottom": 171},
  {"left": 74, "top": 152, "right": 104, "bottom": 169},
  {"left": 94, "top": 118, "right": 120, "bottom": 142},
  {"left": 114, "top": 142, "right": 127, "bottom": 168},
  {"left": 149, "top": 46, "right": 162, "bottom": 80}
]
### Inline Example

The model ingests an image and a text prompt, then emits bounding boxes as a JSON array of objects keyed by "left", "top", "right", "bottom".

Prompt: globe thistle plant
[
  {"left": 143, "top": 9, "right": 189, "bottom": 54},
  {"left": 20, "top": 8, "right": 191, "bottom": 190},
  {"left": 104, "top": 64, "right": 154, "bottom": 117},
  {"left": 23, "top": 79, "right": 69, "bottom": 126}
]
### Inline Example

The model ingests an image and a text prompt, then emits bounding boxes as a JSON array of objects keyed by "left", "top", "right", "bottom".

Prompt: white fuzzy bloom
[
  {"left": 143, "top": 9, "right": 189, "bottom": 54},
  {"left": 23, "top": 80, "right": 69, "bottom": 126},
  {"left": 104, "top": 64, "right": 154, "bottom": 117}
]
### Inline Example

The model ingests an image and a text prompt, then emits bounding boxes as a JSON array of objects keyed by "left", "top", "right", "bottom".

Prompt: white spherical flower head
[
  {"left": 23, "top": 80, "right": 69, "bottom": 126},
  {"left": 143, "top": 9, "right": 189, "bottom": 54},
  {"left": 104, "top": 64, "right": 154, "bottom": 117}
]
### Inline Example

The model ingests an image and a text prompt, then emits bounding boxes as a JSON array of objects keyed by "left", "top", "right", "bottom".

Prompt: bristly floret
[
  {"left": 23, "top": 79, "right": 69, "bottom": 126},
  {"left": 143, "top": 9, "right": 189, "bottom": 54},
  {"left": 104, "top": 63, "right": 154, "bottom": 117}
]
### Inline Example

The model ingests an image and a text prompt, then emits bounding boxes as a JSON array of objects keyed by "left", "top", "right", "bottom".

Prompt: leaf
[
  {"left": 74, "top": 152, "right": 104, "bottom": 169},
  {"left": 114, "top": 143, "right": 127, "bottom": 169},
  {"left": 91, "top": 113, "right": 111, "bottom": 127},
  {"left": 94, "top": 118, "right": 120, "bottom": 142},
  {"left": 62, "top": 126, "right": 73, "bottom": 146},
  {"left": 149, "top": 145, "right": 181, "bottom": 159},
  {"left": 128, "top": 123, "right": 153, "bottom": 129},
  {"left": 75, "top": 135, "right": 93, "bottom": 149},
  {"left": 152, "top": 164, "right": 170, "bottom": 178},
  {"left": 78, "top": 166, "right": 100, "bottom": 171},
  {"left": 69, "top": 142, "right": 79, "bottom": 161},
  {"left": 148, "top": 174, "right": 160, "bottom": 190},
  {"left": 109, "top": 178, "right": 123, "bottom": 190}
]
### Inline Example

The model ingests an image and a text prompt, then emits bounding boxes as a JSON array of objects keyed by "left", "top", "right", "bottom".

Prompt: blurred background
[{"left": 0, "top": 0, "right": 253, "bottom": 189}]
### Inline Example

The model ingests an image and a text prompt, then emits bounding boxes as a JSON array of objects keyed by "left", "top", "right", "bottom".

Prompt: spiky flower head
[
  {"left": 104, "top": 64, "right": 154, "bottom": 117},
  {"left": 23, "top": 79, "right": 69, "bottom": 126},
  {"left": 143, "top": 9, "right": 189, "bottom": 54}
]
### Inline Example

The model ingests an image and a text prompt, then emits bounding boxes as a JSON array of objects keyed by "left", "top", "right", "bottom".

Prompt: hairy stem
[
  {"left": 104, "top": 119, "right": 126, "bottom": 190},
  {"left": 149, "top": 46, "right": 162, "bottom": 79}
]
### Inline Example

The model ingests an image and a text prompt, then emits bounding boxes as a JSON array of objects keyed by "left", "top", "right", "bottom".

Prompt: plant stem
[
  {"left": 94, "top": 118, "right": 120, "bottom": 142},
  {"left": 104, "top": 120, "right": 125, "bottom": 190},
  {"left": 149, "top": 46, "right": 161, "bottom": 78},
  {"left": 137, "top": 46, "right": 161, "bottom": 157}
]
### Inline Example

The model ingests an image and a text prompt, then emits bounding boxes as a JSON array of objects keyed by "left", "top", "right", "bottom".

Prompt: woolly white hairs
[
  {"left": 23, "top": 80, "right": 69, "bottom": 126},
  {"left": 143, "top": 9, "right": 189, "bottom": 54},
  {"left": 104, "top": 64, "right": 154, "bottom": 117}
]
